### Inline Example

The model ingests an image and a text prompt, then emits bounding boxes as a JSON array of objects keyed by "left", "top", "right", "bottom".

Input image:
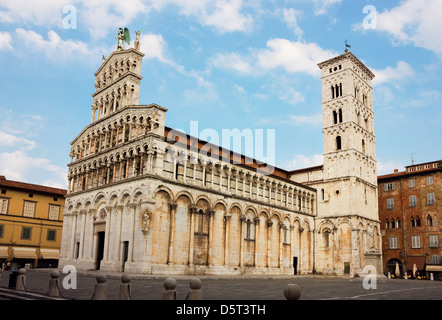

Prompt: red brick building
[{"left": 378, "top": 160, "right": 442, "bottom": 279}]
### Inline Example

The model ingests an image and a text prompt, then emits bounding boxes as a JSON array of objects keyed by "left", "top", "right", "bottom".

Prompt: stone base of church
[{"left": 58, "top": 258, "right": 308, "bottom": 276}]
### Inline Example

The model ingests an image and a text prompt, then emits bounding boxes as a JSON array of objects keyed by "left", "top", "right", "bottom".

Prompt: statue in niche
[
  {"left": 367, "top": 226, "right": 375, "bottom": 250},
  {"left": 140, "top": 210, "right": 152, "bottom": 234}
]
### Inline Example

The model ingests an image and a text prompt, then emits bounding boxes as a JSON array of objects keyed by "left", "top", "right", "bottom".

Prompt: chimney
[{"left": 394, "top": 169, "right": 399, "bottom": 174}]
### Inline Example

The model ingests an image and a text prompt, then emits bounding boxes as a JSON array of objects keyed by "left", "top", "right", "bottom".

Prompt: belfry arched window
[{"left": 336, "top": 136, "right": 342, "bottom": 150}]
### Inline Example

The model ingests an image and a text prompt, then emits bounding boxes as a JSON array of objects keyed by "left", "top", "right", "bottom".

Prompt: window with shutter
[
  {"left": 411, "top": 235, "right": 421, "bottom": 248},
  {"left": 23, "top": 201, "right": 36, "bottom": 217}
]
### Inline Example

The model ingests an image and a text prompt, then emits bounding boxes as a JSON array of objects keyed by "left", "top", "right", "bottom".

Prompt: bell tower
[
  {"left": 310, "top": 51, "right": 383, "bottom": 276},
  {"left": 317, "top": 51, "right": 378, "bottom": 221}
]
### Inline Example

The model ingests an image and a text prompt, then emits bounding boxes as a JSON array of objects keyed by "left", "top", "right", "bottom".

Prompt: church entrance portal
[{"left": 96, "top": 231, "right": 105, "bottom": 270}]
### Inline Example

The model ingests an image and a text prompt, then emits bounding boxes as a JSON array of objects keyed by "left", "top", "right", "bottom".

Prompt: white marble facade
[{"left": 59, "top": 47, "right": 382, "bottom": 276}]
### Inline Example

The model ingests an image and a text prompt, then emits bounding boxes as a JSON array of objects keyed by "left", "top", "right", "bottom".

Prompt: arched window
[
  {"left": 323, "top": 229, "right": 331, "bottom": 247},
  {"left": 427, "top": 215, "right": 433, "bottom": 226},
  {"left": 333, "top": 110, "right": 337, "bottom": 124},
  {"left": 282, "top": 225, "right": 290, "bottom": 244},
  {"left": 332, "top": 83, "right": 343, "bottom": 99},
  {"left": 362, "top": 139, "right": 365, "bottom": 154},
  {"left": 411, "top": 217, "right": 415, "bottom": 227},
  {"left": 174, "top": 158, "right": 181, "bottom": 180},
  {"left": 197, "top": 209, "right": 205, "bottom": 233},
  {"left": 336, "top": 136, "right": 342, "bottom": 150},
  {"left": 396, "top": 218, "right": 401, "bottom": 228},
  {"left": 245, "top": 218, "right": 255, "bottom": 240},
  {"left": 416, "top": 216, "right": 421, "bottom": 227},
  {"left": 338, "top": 108, "right": 343, "bottom": 123},
  {"left": 385, "top": 219, "right": 389, "bottom": 229},
  {"left": 245, "top": 219, "right": 251, "bottom": 239}
]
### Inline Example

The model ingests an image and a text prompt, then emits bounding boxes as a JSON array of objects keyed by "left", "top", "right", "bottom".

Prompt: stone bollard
[
  {"left": 187, "top": 278, "right": 202, "bottom": 300},
  {"left": 430, "top": 273, "right": 434, "bottom": 281},
  {"left": 284, "top": 284, "right": 301, "bottom": 300},
  {"left": 162, "top": 278, "right": 177, "bottom": 300},
  {"left": 119, "top": 274, "right": 131, "bottom": 300},
  {"left": 16, "top": 268, "right": 26, "bottom": 291},
  {"left": 92, "top": 275, "right": 107, "bottom": 300},
  {"left": 404, "top": 272, "right": 407, "bottom": 280},
  {"left": 387, "top": 272, "right": 391, "bottom": 279},
  {"left": 48, "top": 270, "right": 61, "bottom": 297}
]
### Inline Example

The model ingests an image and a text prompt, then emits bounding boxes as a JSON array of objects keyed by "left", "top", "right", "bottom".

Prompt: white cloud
[
  {"left": 0, "top": 131, "right": 36, "bottom": 151},
  {"left": 78, "top": 0, "right": 149, "bottom": 39},
  {"left": 0, "top": 0, "right": 255, "bottom": 43},
  {"left": 372, "top": 61, "right": 415, "bottom": 86},
  {"left": 138, "top": 32, "right": 217, "bottom": 103},
  {"left": 150, "top": 0, "right": 253, "bottom": 34},
  {"left": 377, "top": 160, "right": 404, "bottom": 176},
  {"left": 261, "top": 75, "right": 305, "bottom": 105},
  {"left": 258, "top": 113, "right": 322, "bottom": 127},
  {"left": 281, "top": 154, "right": 323, "bottom": 171},
  {"left": 211, "top": 39, "right": 337, "bottom": 77},
  {"left": 282, "top": 8, "right": 303, "bottom": 40},
  {"left": 0, "top": 108, "right": 67, "bottom": 188},
  {"left": 202, "top": 0, "right": 253, "bottom": 33},
  {"left": 184, "top": 73, "right": 218, "bottom": 102},
  {"left": 256, "top": 39, "right": 337, "bottom": 76},
  {"left": 0, "top": 150, "right": 67, "bottom": 188},
  {"left": 289, "top": 113, "right": 322, "bottom": 126},
  {"left": 0, "top": 0, "right": 66, "bottom": 26},
  {"left": 140, "top": 33, "right": 175, "bottom": 65},
  {"left": 15, "top": 28, "right": 91, "bottom": 58},
  {"left": 408, "top": 90, "right": 442, "bottom": 108},
  {"left": 210, "top": 52, "right": 253, "bottom": 73},
  {"left": 0, "top": 32, "right": 12, "bottom": 51},
  {"left": 313, "top": 0, "right": 342, "bottom": 15},
  {"left": 370, "top": 0, "right": 442, "bottom": 55},
  {"left": 234, "top": 84, "right": 246, "bottom": 94},
  {"left": 0, "top": 0, "right": 148, "bottom": 39}
]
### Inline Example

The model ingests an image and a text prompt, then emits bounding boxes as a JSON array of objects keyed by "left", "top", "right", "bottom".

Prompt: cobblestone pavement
[{"left": 0, "top": 268, "right": 441, "bottom": 301}]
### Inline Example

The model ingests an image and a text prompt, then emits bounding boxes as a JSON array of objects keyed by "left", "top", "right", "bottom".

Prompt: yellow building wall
[{"left": 0, "top": 186, "right": 65, "bottom": 268}]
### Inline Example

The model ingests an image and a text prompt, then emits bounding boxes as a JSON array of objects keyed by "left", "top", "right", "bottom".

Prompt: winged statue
[{"left": 116, "top": 27, "right": 130, "bottom": 51}]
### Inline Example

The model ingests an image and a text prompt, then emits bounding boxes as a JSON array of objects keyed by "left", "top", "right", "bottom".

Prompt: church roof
[
  {"left": 164, "top": 126, "right": 317, "bottom": 191},
  {"left": 0, "top": 176, "right": 66, "bottom": 196}
]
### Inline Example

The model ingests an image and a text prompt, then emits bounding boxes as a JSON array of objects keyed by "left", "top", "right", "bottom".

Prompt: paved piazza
[{"left": 0, "top": 269, "right": 441, "bottom": 300}]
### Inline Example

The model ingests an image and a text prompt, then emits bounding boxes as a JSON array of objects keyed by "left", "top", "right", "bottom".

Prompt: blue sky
[{"left": 0, "top": 0, "right": 441, "bottom": 189}]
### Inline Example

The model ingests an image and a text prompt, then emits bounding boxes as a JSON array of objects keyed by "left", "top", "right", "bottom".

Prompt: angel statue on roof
[{"left": 116, "top": 27, "right": 130, "bottom": 51}]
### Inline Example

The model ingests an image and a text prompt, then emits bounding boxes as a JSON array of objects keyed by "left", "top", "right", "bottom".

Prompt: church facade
[{"left": 58, "top": 38, "right": 382, "bottom": 276}]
